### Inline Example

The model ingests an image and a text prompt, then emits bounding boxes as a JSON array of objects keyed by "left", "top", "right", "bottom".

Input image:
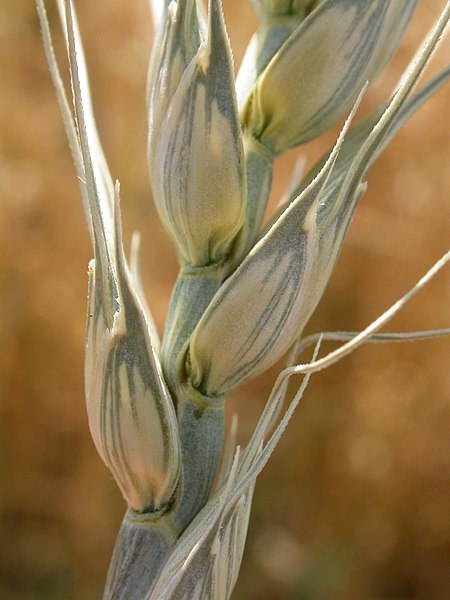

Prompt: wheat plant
[{"left": 37, "top": 0, "right": 450, "bottom": 598}]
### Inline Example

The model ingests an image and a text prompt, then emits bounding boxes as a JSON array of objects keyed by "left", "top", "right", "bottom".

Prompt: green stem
[
  {"left": 103, "top": 509, "right": 177, "bottom": 599},
  {"left": 231, "top": 134, "right": 273, "bottom": 267},
  {"left": 161, "top": 266, "right": 223, "bottom": 398},
  {"left": 161, "top": 269, "right": 226, "bottom": 534},
  {"left": 169, "top": 384, "right": 225, "bottom": 534}
]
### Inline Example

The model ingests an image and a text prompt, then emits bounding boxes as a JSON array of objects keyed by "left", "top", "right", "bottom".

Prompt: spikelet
[{"left": 38, "top": 0, "right": 450, "bottom": 598}]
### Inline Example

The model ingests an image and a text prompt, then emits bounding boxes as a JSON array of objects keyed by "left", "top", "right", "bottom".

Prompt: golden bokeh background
[{"left": 0, "top": 1, "right": 449, "bottom": 598}]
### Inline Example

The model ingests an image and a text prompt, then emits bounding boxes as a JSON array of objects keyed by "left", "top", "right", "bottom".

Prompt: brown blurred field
[{"left": 0, "top": 1, "right": 449, "bottom": 599}]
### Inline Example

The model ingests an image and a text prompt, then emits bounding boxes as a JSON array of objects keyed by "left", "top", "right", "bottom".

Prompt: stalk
[{"left": 104, "top": 510, "right": 177, "bottom": 599}]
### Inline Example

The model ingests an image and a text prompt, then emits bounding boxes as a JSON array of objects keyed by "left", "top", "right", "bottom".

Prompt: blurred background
[{"left": 0, "top": 1, "right": 449, "bottom": 598}]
